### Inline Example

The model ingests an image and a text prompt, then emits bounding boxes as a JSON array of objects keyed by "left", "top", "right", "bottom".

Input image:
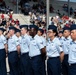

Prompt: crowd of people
[
  {"left": 49, "top": 15, "right": 76, "bottom": 31},
  {"left": 19, "top": 0, "right": 46, "bottom": 15}
]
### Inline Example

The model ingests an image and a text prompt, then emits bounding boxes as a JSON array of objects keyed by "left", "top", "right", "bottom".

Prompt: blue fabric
[
  {"left": 0, "top": 49, "right": 7, "bottom": 75},
  {"left": 47, "top": 57, "right": 61, "bottom": 75},
  {"left": 62, "top": 55, "right": 69, "bottom": 75},
  {"left": 69, "top": 64, "right": 76, "bottom": 75},
  {"left": 30, "top": 55, "right": 45, "bottom": 75},
  {"left": 20, "top": 53, "right": 30, "bottom": 75},
  {"left": 8, "top": 51, "right": 19, "bottom": 75}
]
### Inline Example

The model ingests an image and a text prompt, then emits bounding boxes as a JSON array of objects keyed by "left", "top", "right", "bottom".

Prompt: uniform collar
[
  {"left": 22, "top": 34, "right": 28, "bottom": 38},
  {"left": 10, "top": 34, "right": 15, "bottom": 39},
  {"left": 33, "top": 34, "right": 38, "bottom": 39},
  {"left": 72, "top": 40, "right": 76, "bottom": 44},
  {"left": 24, "top": 34, "right": 28, "bottom": 37},
  {"left": 59, "top": 36, "right": 64, "bottom": 39},
  {"left": 64, "top": 36, "right": 71, "bottom": 40},
  {"left": 50, "top": 37, "right": 57, "bottom": 43}
]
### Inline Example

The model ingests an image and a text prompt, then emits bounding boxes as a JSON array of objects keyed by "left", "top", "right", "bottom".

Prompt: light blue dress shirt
[
  {"left": 46, "top": 37, "right": 63, "bottom": 57},
  {"left": 68, "top": 41, "right": 76, "bottom": 64},
  {"left": 40, "top": 36, "right": 46, "bottom": 47},
  {"left": 8, "top": 34, "right": 19, "bottom": 52},
  {"left": 61, "top": 36, "right": 72, "bottom": 54},
  {"left": 0, "top": 35, "right": 7, "bottom": 49},
  {"left": 20, "top": 34, "right": 30, "bottom": 54},
  {"left": 29, "top": 35, "right": 44, "bottom": 57}
]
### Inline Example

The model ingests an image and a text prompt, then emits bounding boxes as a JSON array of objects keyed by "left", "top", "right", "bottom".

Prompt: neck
[
  {"left": 11, "top": 34, "right": 14, "bottom": 37},
  {"left": 17, "top": 36, "right": 20, "bottom": 38},
  {"left": 37, "top": 34, "right": 41, "bottom": 36},
  {"left": 50, "top": 36, "right": 55, "bottom": 41},
  {"left": 22, "top": 33, "right": 26, "bottom": 36},
  {"left": 32, "top": 34, "right": 36, "bottom": 38},
  {"left": 65, "top": 36, "right": 69, "bottom": 39}
]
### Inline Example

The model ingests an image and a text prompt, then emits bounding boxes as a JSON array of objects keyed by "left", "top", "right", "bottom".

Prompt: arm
[{"left": 60, "top": 51, "right": 64, "bottom": 63}]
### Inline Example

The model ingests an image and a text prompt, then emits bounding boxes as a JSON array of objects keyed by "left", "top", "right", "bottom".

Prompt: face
[
  {"left": 63, "top": 30, "right": 70, "bottom": 38},
  {"left": 9, "top": 30, "right": 15, "bottom": 36},
  {"left": 30, "top": 28, "right": 36, "bottom": 37},
  {"left": 16, "top": 32, "right": 21, "bottom": 37},
  {"left": 58, "top": 33, "right": 63, "bottom": 37},
  {"left": 21, "top": 28, "right": 27, "bottom": 35},
  {"left": 47, "top": 30, "right": 55, "bottom": 38},
  {"left": 71, "top": 30, "right": 76, "bottom": 40},
  {"left": 37, "top": 30, "right": 42, "bottom": 36}
]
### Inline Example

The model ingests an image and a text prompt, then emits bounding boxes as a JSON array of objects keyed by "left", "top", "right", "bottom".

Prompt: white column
[{"left": 46, "top": 0, "right": 50, "bottom": 30}]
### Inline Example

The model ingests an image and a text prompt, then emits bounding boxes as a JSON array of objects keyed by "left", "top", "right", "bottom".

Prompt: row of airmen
[{"left": 0, "top": 24, "right": 76, "bottom": 75}]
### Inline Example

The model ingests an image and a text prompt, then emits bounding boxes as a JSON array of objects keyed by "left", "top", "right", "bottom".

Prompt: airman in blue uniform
[
  {"left": 29, "top": 25, "right": 46, "bottom": 75},
  {"left": 62, "top": 26, "right": 72, "bottom": 75},
  {"left": 20, "top": 25, "right": 31, "bottom": 75},
  {"left": 0, "top": 28, "right": 7, "bottom": 75},
  {"left": 46, "top": 25, "right": 64, "bottom": 75},
  {"left": 68, "top": 24, "right": 76, "bottom": 75},
  {"left": 8, "top": 26, "right": 20, "bottom": 75},
  {"left": 15, "top": 28, "right": 22, "bottom": 75},
  {"left": 37, "top": 28, "right": 46, "bottom": 75}
]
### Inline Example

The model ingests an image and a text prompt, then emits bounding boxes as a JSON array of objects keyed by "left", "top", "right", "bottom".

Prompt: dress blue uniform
[
  {"left": 8, "top": 26, "right": 20, "bottom": 75},
  {"left": 61, "top": 27, "right": 72, "bottom": 75},
  {"left": 0, "top": 28, "right": 7, "bottom": 75},
  {"left": 68, "top": 25, "right": 76, "bottom": 75},
  {"left": 46, "top": 25, "right": 63, "bottom": 75},
  {"left": 20, "top": 25, "right": 31, "bottom": 75},
  {"left": 29, "top": 25, "right": 45, "bottom": 75},
  {"left": 38, "top": 28, "right": 46, "bottom": 75},
  {"left": 15, "top": 29, "right": 22, "bottom": 75}
]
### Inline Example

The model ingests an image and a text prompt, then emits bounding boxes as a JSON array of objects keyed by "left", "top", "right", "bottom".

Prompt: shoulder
[
  {"left": 54, "top": 37, "right": 61, "bottom": 45},
  {"left": 1, "top": 35, "right": 6, "bottom": 40},
  {"left": 13, "top": 35, "right": 19, "bottom": 40}
]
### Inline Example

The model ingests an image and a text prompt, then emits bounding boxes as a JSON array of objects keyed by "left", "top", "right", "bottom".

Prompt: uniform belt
[
  {"left": 65, "top": 54, "right": 68, "bottom": 56},
  {"left": 21, "top": 52, "right": 28, "bottom": 55},
  {"left": 69, "top": 63, "right": 76, "bottom": 66},
  {"left": 30, "top": 55, "right": 41, "bottom": 59},
  {"left": 0, "top": 48, "right": 5, "bottom": 50},
  {"left": 8, "top": 51, "right": 17, "bottom": 54},
  {"left": 49, "top": 56, "right": 59, "bottom": 59}
]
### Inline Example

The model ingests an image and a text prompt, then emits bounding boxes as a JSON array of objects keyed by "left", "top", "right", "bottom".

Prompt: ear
[{"left": 54, "top": 32, "right": 56, "bottom": 36}]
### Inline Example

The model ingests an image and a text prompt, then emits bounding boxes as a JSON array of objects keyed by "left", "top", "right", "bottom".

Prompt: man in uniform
[
  {"left": 8, "top": 26, "right": 20, "bottom": 75},
  {"left": 29, "top": 25, "right": 46, "bottom": 75},
  {"left": 62, "top": 26, "right": 72, "bottom": 75},
  {"left": 20, "top": 25, "right": 31, "bottom": 75},
  {"left": 37, "top": 28, "right": 46, "bottom": 75},
  {"left": 68, "top": 24, "right": 76, "bottom": 75},
  {"left": 0, "top": 28, "right": 7, "bottom": 75}
]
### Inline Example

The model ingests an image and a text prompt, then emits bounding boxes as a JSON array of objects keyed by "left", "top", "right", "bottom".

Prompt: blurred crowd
[
  {"left": 49, "top": 15, "right": 76, "bottom": 32},
  {"left": 19, "top": 0, "right": 46, "bottom": 15}
]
